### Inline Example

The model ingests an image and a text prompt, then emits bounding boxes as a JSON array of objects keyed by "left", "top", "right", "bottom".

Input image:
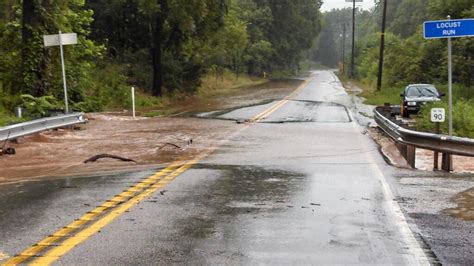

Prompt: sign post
[
  {"left": 423, "top": 17, "right": 474, "bottom": 172},
  {"left": 43, "top": 32, "right": 78, "bottom": 114},
  {"left": 423, "top": 17, "right": 474, "bottom": 137}
]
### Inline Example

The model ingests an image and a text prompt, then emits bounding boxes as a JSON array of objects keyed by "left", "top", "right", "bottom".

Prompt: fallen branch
[
  {"left": 1, "top": 131, "right": 10, "bottom": 150},
  {"left": 0, "top": 147, "right": 16, "bottom": 155},
  {"left": 158, "top": 142, "right": 181, "bottom": 150},
  {"left": 0, "top": 131, "right": 15, "bottom": 155},
  {"left": 84, "top": 153, "right": 136, "bottom": 164}
]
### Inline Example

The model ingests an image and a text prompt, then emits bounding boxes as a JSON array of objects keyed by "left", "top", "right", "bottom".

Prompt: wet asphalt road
[{"left": 1, "top": 71, "right": 432, "bottom": 264}]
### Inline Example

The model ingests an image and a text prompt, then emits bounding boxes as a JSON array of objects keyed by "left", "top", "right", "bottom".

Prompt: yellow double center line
[
  {"left": 5, "top": 160, "right": 192, "bottom": 265},
  {"left": 4, "top": 76, "right": 313, "bottom": 265}
]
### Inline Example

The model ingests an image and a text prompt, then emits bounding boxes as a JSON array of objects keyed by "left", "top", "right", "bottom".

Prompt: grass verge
[
  {"left": 337, "top": 73, "right": 474, "bottom": 138},
  {"left": 0, "top": 70, "right": 267, "bottom": 126}
]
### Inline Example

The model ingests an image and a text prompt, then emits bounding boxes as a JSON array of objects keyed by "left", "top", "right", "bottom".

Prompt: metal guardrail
[
  {"left": 0, "top": 113, "right": 86, "bottom": 142},
  {"left": 374, "top": 106, "right": 474, "bottom": 157}
]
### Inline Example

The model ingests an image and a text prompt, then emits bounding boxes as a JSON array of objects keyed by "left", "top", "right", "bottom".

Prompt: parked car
[{"left": 400, "top": 84, "right": 444, "bottom": 117}]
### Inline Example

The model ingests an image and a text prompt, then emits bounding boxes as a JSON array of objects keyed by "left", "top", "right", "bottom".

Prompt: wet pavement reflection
[{"left": 1, "top": 71, "right": 439, "bottom": 265}]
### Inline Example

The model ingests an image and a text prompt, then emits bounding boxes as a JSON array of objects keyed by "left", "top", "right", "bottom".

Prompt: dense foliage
[
  {"left": 314, "top": 1, "right": 473, "bottom": 137},
  {"left": 316, "top": 1, "right": 473, "bottom": 90},
  {"left": 0, "top": 0, "right": 322, "bottom": 123}
]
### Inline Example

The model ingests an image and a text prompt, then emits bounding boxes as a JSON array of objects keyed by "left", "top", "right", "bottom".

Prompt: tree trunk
[
  {"left": 21, "top": 0, "right": 35, "bottom": 94},
  {"left": 21, "top": 0, "right": 48, "bottom": 96},
  {"left": 151, "top": 0, "right": 168, "bottom": 97}
]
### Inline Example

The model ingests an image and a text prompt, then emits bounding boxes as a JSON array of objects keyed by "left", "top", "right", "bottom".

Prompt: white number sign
[{"left": 431, "top": 108, "right": 445, "bottom": 123}]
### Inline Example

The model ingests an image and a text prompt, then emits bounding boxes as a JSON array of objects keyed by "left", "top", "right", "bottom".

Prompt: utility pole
[
  {"left": 350, "top": 0, "right": 356, "bottom": 78},
  {"left": 342, "top": 23, "right": 346, "bottom": 75},
  {"left": 376, "top": 0, "right": 388, "bottom": 91}
]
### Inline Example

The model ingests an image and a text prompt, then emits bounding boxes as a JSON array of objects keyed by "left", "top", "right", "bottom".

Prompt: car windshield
[{"left": 406, "top": 86, "right": 439, "bottom": 97}]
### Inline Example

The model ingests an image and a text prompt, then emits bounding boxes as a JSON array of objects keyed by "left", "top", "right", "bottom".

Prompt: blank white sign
[{"left": 43, "top": 33, "right": 77, "bottom": 47}]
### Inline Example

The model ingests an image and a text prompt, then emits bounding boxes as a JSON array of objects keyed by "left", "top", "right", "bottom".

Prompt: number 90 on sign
[{"left": 431, "top": 108, "right": 445, "bottom": 123}]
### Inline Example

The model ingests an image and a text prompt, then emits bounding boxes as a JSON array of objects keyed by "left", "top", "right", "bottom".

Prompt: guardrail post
[
  {"left": 406, "top": 145, "right": 416, "bottom": 168},
  {"left": 433, "top": 152, "right": 439, "bottom": 170},
  {"left": 441, "top": 153, "right": 453, "bottom": 172},
  {"left": 395, "top": 143, "right": 416, "bottom": 168},
  {"left": 395, "top": 143, "right": 407, "bottom": 158}
]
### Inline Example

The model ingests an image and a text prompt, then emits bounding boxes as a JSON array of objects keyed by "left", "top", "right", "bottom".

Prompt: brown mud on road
[
  {"left": 444, "top": 187, "right": 474, "bottom": 221},
  {"left": 0, "top": 116, "right": 235, "bottom": 185},
  {"left": 0, "top": 79, "right": 303, "bottom": 185}
]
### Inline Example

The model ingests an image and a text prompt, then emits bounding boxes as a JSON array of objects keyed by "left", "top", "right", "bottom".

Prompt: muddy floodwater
[
  {"left": 0, "top": 79, "right": 303, "bottom": 185},
  {"left": 0, "top": 116, "right": 235, "bottom": 184}
]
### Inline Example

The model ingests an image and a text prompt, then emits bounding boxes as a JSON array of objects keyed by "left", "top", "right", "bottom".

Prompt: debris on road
[
  {"left": 158, "top": 142, "right": 181, "bottom": 150},
  {"left": 0, "top": 147, "right": 16, "bottom": 155},
  {"left": 0, "top": 251, "right": 10, "bottom": 260},
  {"left": 0, "top": 134, "right": 15, "bottom": 155},
  {"left": 84, "top": 154, "right": 136, "bottom": 164}
]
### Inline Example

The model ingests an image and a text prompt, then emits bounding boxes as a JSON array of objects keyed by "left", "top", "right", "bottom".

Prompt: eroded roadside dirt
[
  {"left": 444, "top": 187, "right": 474, "bottom": 221},
  {"left": 0, "top": 79, "right": 303, "bottom": 185}
]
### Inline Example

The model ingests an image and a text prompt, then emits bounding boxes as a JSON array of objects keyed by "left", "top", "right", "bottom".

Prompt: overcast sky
[{"left": 320, "top": 0, "right": 376, "bottom": 12}]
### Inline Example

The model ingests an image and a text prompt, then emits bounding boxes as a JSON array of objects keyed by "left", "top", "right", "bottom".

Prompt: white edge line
[{"left": 337, "top": 71, "right": 431, "bottom": 265}]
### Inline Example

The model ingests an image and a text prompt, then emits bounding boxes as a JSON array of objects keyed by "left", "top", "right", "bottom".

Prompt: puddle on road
[
  {"left": 198, "top": 164, "right": 306, "bottom": 207},
  {"left": 172, "top": 165, "right": 306, "bottom": 239},
  {"left": 444, "top": 187, "right": 474, "bottom": 221}
]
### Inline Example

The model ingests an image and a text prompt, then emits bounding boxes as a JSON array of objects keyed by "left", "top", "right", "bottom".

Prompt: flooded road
[{"left": 1, "top": 71, "right": 468, "bottom": 264}]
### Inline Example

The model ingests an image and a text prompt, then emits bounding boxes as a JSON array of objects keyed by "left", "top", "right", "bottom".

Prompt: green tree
[
  {"left": 89, "top": 0, "right": 227, "bottom": 96},
  {"left": 316, "top": 15, "right": 338, "bottom": 67},
  {"left": 389, "top": 0, "right": 429, "bottom": 38},
  {"left": 18, "top": 1, "right": 103, "bottom": 105},
  {"left": 266, "top": 0, "right": 322, "bottom": 71},
  {"left": 237, "top": 0, "right": 274, "bottom": 75},
  {"left": 206, "top": 6, "right": 249, "bottom": 79}
]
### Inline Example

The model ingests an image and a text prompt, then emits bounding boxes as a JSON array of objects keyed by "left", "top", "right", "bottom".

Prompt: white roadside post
[
  {"left": 43, "top": 32, "right": 77, "bottom": 114},
  {"left": 131, "top": 87, "right": 136, "bottom": 118}
]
